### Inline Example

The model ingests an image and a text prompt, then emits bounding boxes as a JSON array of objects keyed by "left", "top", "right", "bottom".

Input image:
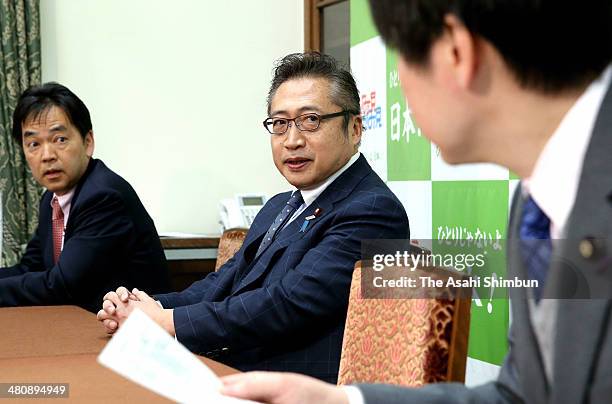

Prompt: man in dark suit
[
  {"left": 98, "top": 52, "right": 410, "bottom": 383},
  {"left": 0, "top": 83, "right": 170, "bottom": 313},
  {"left": 218, "top": 1, "right": 612, "bottom": 404}
]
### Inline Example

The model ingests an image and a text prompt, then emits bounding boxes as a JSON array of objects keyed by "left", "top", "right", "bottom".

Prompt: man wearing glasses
[
  {"left": 220, "top": 1, "right": 612, "bottom": 404},
  {"left": 98, "top": 52, "right": 409, "bottom": 383}
]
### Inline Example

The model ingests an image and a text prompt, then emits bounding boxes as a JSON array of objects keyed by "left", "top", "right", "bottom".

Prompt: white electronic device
[{"left": 219, "top": 194, "right": 267, "bottom": 230}]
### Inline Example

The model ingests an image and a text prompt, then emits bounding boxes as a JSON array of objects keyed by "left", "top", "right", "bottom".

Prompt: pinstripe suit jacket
[{"left": 156, "top": 155, "right": 409, "bottom": 383}]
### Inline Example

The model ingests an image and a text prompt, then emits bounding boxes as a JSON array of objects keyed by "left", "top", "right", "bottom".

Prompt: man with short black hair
[
  {"left": 0, "top": 82, "right": 170, "bottom": 313},
  {"left": 218, "top": 1, "right": 612, "bottom": 403},
  {"left": 98, "top": 52, "right": 409, "bottom": 383}
]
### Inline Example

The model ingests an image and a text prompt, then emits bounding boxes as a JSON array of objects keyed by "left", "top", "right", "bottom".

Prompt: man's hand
[
  {"left": 96, "top": 287, "right": 175, "bottom": 336},
  {"left": 220, "top": 372, "right": 349, "bottom": 404},
  {"left": 97, "top": 286, "right": 137, "bottom": 334}
]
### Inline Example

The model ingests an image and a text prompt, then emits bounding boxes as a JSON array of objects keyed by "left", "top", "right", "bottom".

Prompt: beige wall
[{"left": 40, "top": 0, "right": 304, "bottom": 234}]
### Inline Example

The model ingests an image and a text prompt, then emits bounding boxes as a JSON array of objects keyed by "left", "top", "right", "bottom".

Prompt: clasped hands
[{"left": 96, "top": 286, "right": 175, "bottom": 336}]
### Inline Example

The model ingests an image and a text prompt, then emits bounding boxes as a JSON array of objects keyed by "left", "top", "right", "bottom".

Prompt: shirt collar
[
  {"left": 523, "top": 65, "right": 612, "bottom": 238},
  {"left": 296, "top": 152, "right": 360, "bottom": 207},
  {"left": 52, "top": 188, "right": 76, "bottom": 215}
]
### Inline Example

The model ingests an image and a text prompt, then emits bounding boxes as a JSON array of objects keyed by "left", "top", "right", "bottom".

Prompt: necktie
[
  {"left": 52, "top": 196, "right": 65, "bottom": 264},
  {"left": 256, "top": 191, "right": 304, "bottom": 258},
  {"left": 519, "top": 195, "right": 552, "bottom": 301}
]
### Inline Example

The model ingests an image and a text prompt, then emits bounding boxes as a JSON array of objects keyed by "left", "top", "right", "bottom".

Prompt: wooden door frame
[{"left": 304, "top": 0, "right": 347, "bottom": 51}]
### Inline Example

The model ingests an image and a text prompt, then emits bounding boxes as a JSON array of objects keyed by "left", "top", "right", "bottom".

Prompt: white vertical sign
[{"left": 350, "top": 36, "right": 388, "bottom": 181}]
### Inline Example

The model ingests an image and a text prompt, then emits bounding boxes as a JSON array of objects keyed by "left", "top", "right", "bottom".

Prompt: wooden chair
[
  {"left": 337, "top": 260, "right": 471, "bottom": 387},
  {"left": 214, "top": 228, "right": 248, "bottom": 271}
]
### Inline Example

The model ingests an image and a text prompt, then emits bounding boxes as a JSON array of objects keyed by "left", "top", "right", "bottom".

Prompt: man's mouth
[
  {"left": 284, "top": 157, "right": 311, "bottom": 170},
  {"left": 44, "top": 169, "right": 62, "bottom": 179}
]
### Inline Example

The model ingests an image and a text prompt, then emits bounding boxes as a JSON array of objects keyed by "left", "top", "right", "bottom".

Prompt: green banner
[
  {"left": 432, "top": 181, "right": 509, "bottom": 364},
  {"left": 350, "top": 0, "right": 378, "bottom": 46},
  {"left": 386, "top": 50, "right": 431, "bottom": 180}
]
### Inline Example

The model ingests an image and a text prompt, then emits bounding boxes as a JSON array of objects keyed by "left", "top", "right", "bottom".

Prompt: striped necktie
[
  {"left": 519, "top": 195, "right": 552, "bottom": 301},
  {"left": 52, "top": 196, "right": 65, "bottom": 264},
  {"left": 255, "top": 191, "right": 304, "bottom": 258}
]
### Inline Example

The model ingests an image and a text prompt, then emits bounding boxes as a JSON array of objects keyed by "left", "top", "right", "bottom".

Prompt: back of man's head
[
  {"left": 267, "top": 52, "right": 361, "bottom": 131},
  {"left": 368, "top": 0, "right": 612, "bottom": 94},
  {"left": 12, "top": 82, "right": 92, "bottom": 143}
]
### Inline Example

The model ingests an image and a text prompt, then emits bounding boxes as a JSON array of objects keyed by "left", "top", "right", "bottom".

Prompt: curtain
[{"left": 0, "top": 0, "right": 42, "bottom": 266}]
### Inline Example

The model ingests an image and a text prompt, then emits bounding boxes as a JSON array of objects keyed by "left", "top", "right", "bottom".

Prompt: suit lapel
[
  {"left": 241, "top": 194, "right": 288, "bottom": 252},
  {"left": 63, "top": 158, "right": 98, "bottom": 239},
  {"left": 508, "top": 189, "right": 550, "bottom": 402},
  {"left": 273, "top": 192, "right": 334, "bottom": 248},
  {"left": 551, "top": 300, "right": 610, "bottom": 403},
  {"left": 229, "top": 194, "right": 290, "bottom": 285},
  {"left": 231, "top": 155, "right": 371, "bottom": 295},
  {"left": 232, "top": 202, "right": 329, "bottom": 294},
  {"left": 549, "top": 82, "right": 612, "bottom": 403}
]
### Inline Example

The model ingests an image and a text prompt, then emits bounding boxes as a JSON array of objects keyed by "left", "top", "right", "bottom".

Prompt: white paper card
[{"left": 98, "top": 309, "right": 256, "bottom": 403}]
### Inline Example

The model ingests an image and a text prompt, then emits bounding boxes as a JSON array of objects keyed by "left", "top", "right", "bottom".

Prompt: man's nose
[
  {"left": 41, "top": 143, "right": 57, "bottom": 162},
  {"left": 283, "top": 122, "right": 305, "bottom": 149}
]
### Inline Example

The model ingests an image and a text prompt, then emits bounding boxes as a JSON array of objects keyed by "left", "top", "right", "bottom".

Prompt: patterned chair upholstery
[
  {"left": 214, "top": 228, "right": 248, "bottom": 271},
  {"left": 337, "top": 260, "right": 471, "bottom": 387}
]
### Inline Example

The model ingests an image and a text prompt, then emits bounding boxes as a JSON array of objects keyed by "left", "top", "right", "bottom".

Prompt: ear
[
  {"left": 350, "top": 115, "right": 363, "bottom": 148},
  {"left": 442, "top": 13, "right": 478, "bottom": 89},
  {"left": 84, "top": 130, "right": 95, "bottom": 157}
]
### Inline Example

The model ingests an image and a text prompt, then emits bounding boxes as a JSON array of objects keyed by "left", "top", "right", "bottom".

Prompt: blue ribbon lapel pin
[{"left": 299, "top": 208, "right": 323, "bottom": 233}]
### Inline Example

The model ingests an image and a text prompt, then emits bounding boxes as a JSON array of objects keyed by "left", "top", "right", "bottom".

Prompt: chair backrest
[
  {"left": 337, "top": 260, "right": 471, "bottom": 387},
  {"left": 215, "top": 227, "right": 248, "bottom": 271}
]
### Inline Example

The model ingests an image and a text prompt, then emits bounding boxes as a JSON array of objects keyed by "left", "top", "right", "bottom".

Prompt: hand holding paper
[{"left": 98, "top": 309, "right": 258, "bottom": 403}]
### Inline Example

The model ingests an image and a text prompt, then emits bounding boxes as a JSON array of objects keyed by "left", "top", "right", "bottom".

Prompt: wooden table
[{"left": 0, "top": 306, "right": 238, "bottom": 402}]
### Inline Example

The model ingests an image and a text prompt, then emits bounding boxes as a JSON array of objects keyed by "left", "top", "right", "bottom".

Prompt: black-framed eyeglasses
[{"left": 263, "top": 110, "right": 358, "bottom": 135}]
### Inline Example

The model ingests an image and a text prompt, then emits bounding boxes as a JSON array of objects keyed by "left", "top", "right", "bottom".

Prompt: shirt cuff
[{"left": 342, "top": 385, "right": 365, "bottom": 404}]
